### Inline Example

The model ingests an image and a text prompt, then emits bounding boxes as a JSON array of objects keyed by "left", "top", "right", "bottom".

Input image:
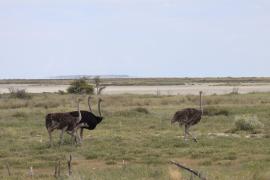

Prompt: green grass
[{"left": 0, "top": 92, "right": 270, "bottom": 179}]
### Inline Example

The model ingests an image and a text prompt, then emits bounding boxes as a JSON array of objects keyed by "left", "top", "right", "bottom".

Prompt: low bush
[
  {"left": 12, "top": 111, "right": 28, "bottom": 118},
  {"left": 8, "top": 88, "right": 32, "bottom": 99},
  {"left": 204, "top": 106, "right": 229, "bottom": 116},
  {"left": 133, "top": 107, "right": 149, "bottom": 114},
  {"left": 234, "top": 115, "right": 264, "bottom": 132},
  {"left": 57, "top": 90, "right": 66, "bottom": 95}
]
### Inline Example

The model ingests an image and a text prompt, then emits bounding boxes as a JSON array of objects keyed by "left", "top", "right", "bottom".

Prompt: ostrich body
[
  {"left": 45, "top": 99, "right": 82, "bottom": 146},
  {"left": 171, "top": 91, "right": 203, "bottom": 142}
]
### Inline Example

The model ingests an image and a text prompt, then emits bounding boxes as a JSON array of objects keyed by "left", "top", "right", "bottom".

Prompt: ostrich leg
[
  {"left": 186, "top": 125, "right": 197, "bottom": 143},
  {"left": 80, "top": 128, "right": 84, "bottom": 140},
  {"left": 48, "top": 129, "right": 53, "bottom": 147},
  {"left": 59, "top": 126, "right": 68, "bottom": 145},
  {"left": 184, "top": 125, "right": 188, "bottom": 141}
]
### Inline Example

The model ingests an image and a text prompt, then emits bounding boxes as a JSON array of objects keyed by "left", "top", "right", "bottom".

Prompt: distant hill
[{"left": 50, "top": 75, "right": 130, "bottom": 79}]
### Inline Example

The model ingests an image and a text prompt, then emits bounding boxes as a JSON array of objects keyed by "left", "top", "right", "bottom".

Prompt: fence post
[
  {"left": 67, "top": 154, "right": 72, "bottom": 176},
  {"left": 6, "top": 163, "right": 11, "bottom": 176},
  {"left": 58, "top": 160, "right": 61, "bottom": 177},
  {"left": 29, "top": 166, "right": 34, "bottom": 178}
]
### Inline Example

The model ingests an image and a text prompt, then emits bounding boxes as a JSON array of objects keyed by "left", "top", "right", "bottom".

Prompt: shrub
[
  {"left": 8, "top": 88, "right": 31, "bottom": 99},
  {"left": 105, "top": 160, "right": 117, "bottom": 165},
  {"left": 199, "top": 160, "right": 212, "bottom": 166},
  {"left": 234, "top": 115, "right": 264, "bottom": 132},
  {"left": 57, "top": 90, "right": 66, "bottom": 95},
  {"left": 204, "top": 107, "right": 229, "bottom": 116},
  {"left": 12, "top": 111, "right": 27, "bottom": 118},
  {"left": 67, "top": 78, "right": 94, "bottom": 94},
  {"left": 33, "top": 101, "right": 60, "bottom": 108},
  {"left": 86, "top": 154, "right": 98, "bottom": 160},
  {"left": 133, "top": 107, "right": 149, "bottom": 114}
]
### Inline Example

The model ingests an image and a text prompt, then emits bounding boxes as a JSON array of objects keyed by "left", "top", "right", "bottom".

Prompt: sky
[{"left": 0, "top": 0, "right": 270, "bottom": 79}]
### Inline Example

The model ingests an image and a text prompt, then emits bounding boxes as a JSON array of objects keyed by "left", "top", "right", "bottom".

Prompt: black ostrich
[
  {"left": 171, "top": 91, "right": 203, "bottom": 142},
  {"left": 69, "top": 97, "right": 103, "bottom": 140}
]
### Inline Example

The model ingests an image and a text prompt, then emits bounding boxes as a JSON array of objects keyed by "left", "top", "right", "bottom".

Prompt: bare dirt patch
[{"left": 168, "top": 167, "right": 182, "bottom": 180}]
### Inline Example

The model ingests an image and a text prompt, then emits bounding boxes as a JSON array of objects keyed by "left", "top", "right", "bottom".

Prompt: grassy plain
[{"left": 0, "top": 91, "right": 270, "bottom": 179}]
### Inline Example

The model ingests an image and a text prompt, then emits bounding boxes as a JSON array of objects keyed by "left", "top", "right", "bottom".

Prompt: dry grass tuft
[{"left": 168, "top": 167, "right": 182, "bottom": 180}]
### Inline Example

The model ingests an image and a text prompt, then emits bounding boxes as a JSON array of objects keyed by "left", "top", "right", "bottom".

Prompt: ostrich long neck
[
  {"left": 88, "top": 96, "right": 92, "bottom": 112},
  {"left": 98, "top": 100, "right": 102, "bottom": 117},
  {"left": 77, "top": 101, "right": 81, "bottom": 122},
  {"left": 199, "top": 92, "right": 203, "bottom": 115}
]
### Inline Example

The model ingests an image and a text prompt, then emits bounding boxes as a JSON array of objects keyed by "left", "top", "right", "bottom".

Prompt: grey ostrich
[
  {"left": 45, "top": 99, "right": 82, "bottom": 146},
  {"left": 171, "top": 91, "right": 203, "bottom": 142}
]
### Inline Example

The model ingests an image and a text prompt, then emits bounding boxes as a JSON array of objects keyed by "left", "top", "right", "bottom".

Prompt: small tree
[
  {"left": 67, "top": 78, "right": 94, "bottom": 94},
  {"left": 94, "top": 76, "right": 101, "bottom": 92},
  {"left": 94, "top": 76, "right": 106, "bottom": 95}
]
